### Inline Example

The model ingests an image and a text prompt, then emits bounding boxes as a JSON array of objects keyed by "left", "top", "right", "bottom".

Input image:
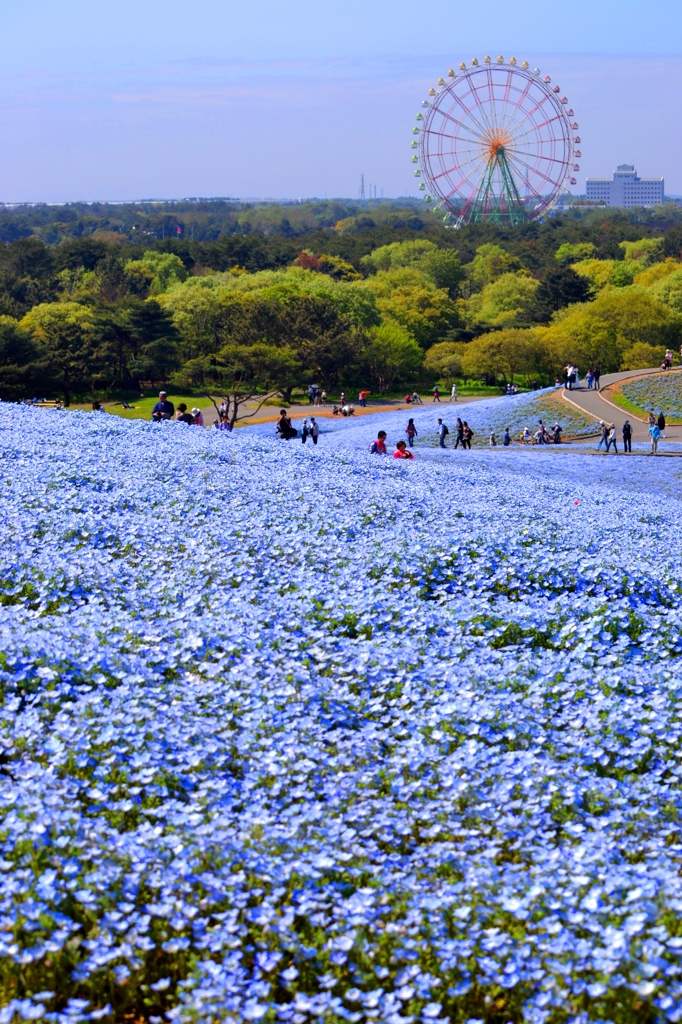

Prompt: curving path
[{"left": 560, "top": 367, "right": 682, "bottom": 444}]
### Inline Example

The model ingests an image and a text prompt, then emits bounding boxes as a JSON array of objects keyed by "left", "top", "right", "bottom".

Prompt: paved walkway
[{"left": 560, "top": 367, "right": 682, "bottom": 444}]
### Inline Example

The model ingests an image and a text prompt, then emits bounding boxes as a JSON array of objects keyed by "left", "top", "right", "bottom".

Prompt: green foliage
[
  {"left": 649, "top": 267, "right": 682, "bottom": 311},
  {"left": 461, "top": 328, "right": 544, "bottom": 382},
  {"left": 423, "top": 341, "right": 464, "bottom": 380},
  {"left": 418, "top": 248, "right": 465, "bottom": 297},
  {"left": 554, "top": 241, "right": 597, "bottom": 264},
  {"left": 0, "top": 316, "right": 45, "bottom": 398},
  {"left": 125, "top": 251, "right": 188, "bottom": 295},
  {"left": 573, "top": 258, "right": 639, "bottom": 291},
  {"left": 620, "top": 342, "right": 667, "bottom": 371},
  {"left": 361, "top": 322, "right": 423, "bottom": 393},
  {"left": 467, "top": 243, "right": 524, "bottom": 291},
  {"left": 466, "top": 272, "right": 538, "bottom": 327},
  {"left": 361, "top": 239, "right": 437, "bottom": 273},
  {"left": 619, "top": 236, "right": 664, "bottom": 264}
]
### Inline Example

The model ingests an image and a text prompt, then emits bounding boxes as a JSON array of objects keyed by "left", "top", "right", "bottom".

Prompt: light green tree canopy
[
  {"left": 465, "top": 272, "right": 539, "bottom": 327},
  {"left": 555, "top": 242, "right": 597, "bottom": 265},
  {"left": 460, "top": 328, "right": 542, "bottom": 382},
  {"left": 361, "top": 239, "right": 437, "bottom": 274},
  {"left": 467, "top": 243, "right": 525, "bottom": 292},
  {"left": 125, "top": 251, "right": 188, "bottom": 295}
]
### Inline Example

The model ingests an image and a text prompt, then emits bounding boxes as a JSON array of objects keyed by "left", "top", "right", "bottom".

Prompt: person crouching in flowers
[{"left": 393, "top": 440, "right": 414, "bottom": 460}]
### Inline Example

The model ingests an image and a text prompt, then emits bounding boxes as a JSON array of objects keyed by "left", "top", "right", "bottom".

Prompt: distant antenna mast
[{"left": 359, "top": 173, "right": 365, "bottom": 201}]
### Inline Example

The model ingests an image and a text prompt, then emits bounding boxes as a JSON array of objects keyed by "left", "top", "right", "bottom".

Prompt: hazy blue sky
[{"left": 2, "top": 0, "right": 681, "bottom": 201}]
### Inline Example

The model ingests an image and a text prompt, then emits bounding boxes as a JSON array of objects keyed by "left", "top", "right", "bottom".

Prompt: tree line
[{"left": 3, "top": 208, "right": 682, "bottom": 415}]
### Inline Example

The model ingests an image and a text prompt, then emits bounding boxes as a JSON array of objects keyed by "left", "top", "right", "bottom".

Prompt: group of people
[
  {"left": 369, "top": 431, "right": 414, "bottom": 459},
  {"left": 306, "top": 385, "right": 327, "bottom": 405},
  {"left": 584, "top": 368, "right": 602, "bottom": 391},
  {"left": 332, "top": 403, "right": 356, "bottom": 417},
  {"left": 404, "top": 392, "right": 423, "bottom": 405},
  {"left": 276, "top": 410, "right": 320, "bottom": 443}
]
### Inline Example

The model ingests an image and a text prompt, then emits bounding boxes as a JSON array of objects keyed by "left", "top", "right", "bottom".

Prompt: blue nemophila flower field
[
  {"left": 621, "top": 374, "right": 682, "bottom": 420},
  {"left": 3, "top": 405, "right": 682, "bottom": 1024}
]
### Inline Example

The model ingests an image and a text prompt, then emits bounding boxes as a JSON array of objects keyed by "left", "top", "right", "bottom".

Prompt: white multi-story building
[{"left": 586, "top": 165, "right": 665, "bottom": 207}]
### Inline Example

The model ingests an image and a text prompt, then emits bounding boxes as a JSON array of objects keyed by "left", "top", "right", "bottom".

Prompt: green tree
[
  {"left": 361, "top": 323, "right": 423, "bottom": 393},
  {"left": 361, "top": 239, "right": 437, "bottom": 274},
  {"left": 466, "top": 273, "right": 538, "bottom": 327},
  {"left": 620, "top": 342, "right": 667, "bottom": 370},
  {"left": 467, "top": 243, "right": 524, "bottom": 292},
  {"left": 419, "top": 249, "right": 464, "bottom": 297},
  {"left": 524, "top": 266, "right": 592, "bottom": 323},
  {"left": 125, "top": 251, "right": 188, "bottom": 295},
  {"left": 461, "top": 328, "right": 542, "bottom": 383},
  {"left": 423, "top": 341, "right": 465, "bottom": 380},
  {"left": 555, "top": 242, "right": 597, "bottom": 265},
  {"left": 20, "top": 302, "right": 100, "bottom": 405},
  {"left": 0, "top": 316, "right": 46, "bottom": 399}
]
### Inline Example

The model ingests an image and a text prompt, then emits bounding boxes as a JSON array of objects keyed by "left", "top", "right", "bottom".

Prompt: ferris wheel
[{"left": 413, "top": 57, "right": 580, "bottom": 227}]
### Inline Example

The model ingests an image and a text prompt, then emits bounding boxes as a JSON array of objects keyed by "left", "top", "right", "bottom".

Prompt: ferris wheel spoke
[
  {"left": 429, "top": 151, "right": 490, "bottom": 185},
  {"left": 499, "top": 74, "right": 534, "bottom": 135},
  {"left": 448, "top": 90, "right": 493, "bottom": 142},
  {"left": 427, "top": 108, "right": 489, "bottom": 145},
  {"left": 511, "top": 148, "right": 571, "bottom": 167},
  {"left": 506, "top": 152, "right": 565, "bottom": 193},
  {"left": 511, "top": 119, "right": 570, "bottom": 149},
  {"left": 502, "top": 92, "right": 555, "bottom": 139},
  {"left": 468, "top": 75, "right": 499, "bottom": 136},
  {"left": 441, "top": 157, "right": 491, "bottom": 202},
  {"left": 511, "top": 110, "right": 569, "bottom": 139}
]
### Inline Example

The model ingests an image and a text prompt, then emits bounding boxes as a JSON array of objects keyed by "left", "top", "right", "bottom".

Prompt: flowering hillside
[
  {"left": 3, "top": 406, "right": 682, "bottom": 1024},
  {"left": 620, "top": 374, "right": 682, "bottom": 420}
]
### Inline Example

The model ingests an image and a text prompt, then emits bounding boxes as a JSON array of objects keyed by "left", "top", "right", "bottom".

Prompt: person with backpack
[
  {"left": 406, "top": 418, "right": 418, "bottom": 448},
  {"left": 454, "top": 417, "right": 464, "bottom": 449},
  {"left": 605, "top": 424, "right": 618, "bottom": 454},
  {"left": 622, "top": 419, "right": 632, "bottom": 453},
  {"left": 462, "top": 422, "right": 473, "bottom": 449},
  {"left": 369, "top": 431, "right": 388, "bottom": 454},
  {"left": 437, "top": 418, "right": 448, "bottom": 448},
  {"left": 596, "top": 421, "right": 608, "bottom": 451}
]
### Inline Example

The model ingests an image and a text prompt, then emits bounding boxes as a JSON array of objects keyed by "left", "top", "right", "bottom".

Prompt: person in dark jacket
[
  {"left": 151, "top": 391, "right": 175, "bottom": 421},
  {"left": 622, "top": 420, "right": 632, "bottom": 453},
  {"left": 658, "top": 412, "right": 666, "bottom": 437}
]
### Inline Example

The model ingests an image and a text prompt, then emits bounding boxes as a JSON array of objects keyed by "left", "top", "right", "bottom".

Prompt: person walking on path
[
  {"left": 307, "top": 385, "right": 315, "bottom": 404},
  {"left": 369, "top": 430, "right": 388, "bottom": 454},
  {"left": 321, "top": 390, "right": 327, "bottom": 406},
  {"left": 648, "top": 411, "right": 656, "bottom": 428},
  {"left": 622, "top": 420, "right": 632, "bottom": 453},
  {"left": 462, "top": 422, "right": 473, "bottom": 449},
  {"left": 649, "top": 422, "right": 661, "bottom": 454},
  {"left": 593, "top": 367, "right": 601, "bottom": 391},
  {"left": 393, "top": 440, "right": 414, "bottom": 460},
  {"left": 658, "top": 411, "right": 666, "bottom": 437},
  {"left": 301, "top": 418, "right": 309, "bottom": 444},
  {"left": 406, "top": 418, "right": 418, "bottom": 448},
  {"left": 437, "top": 418, "right": 448, "bottom": 448},
  {"left": 450, "top": 383, "right": 457, "bottom": 402},
  {"left": 433, "top": 385, "right": 441, "bottom": 402},
  {"left": 454, "top": 418, "right": 464, "bottom": 449},
  {"left": 605, "top": 424, "right": 618, "bottom": 454},
  {"left": 152, "top": 391, "right": 175, "bottom": 421},
  {"left": 309, "top": 418, "right": 319, "bottom": 445},
  {"left": 596, "top": 421, "right": 608, "bottom": 451}
]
